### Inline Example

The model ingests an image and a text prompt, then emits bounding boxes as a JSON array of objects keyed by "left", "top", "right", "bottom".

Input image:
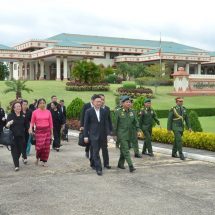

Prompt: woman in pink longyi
[{"left": 29, "top": 98, "right": 53, "bottom": 166}]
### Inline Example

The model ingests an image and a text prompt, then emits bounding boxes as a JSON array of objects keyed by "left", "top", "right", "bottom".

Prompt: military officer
[
  {"left": 115, "top": 96, "right": 141, "bottom": 172},
  {"left": 139, "top": 98, "right": 160, "bottom": 157},
  {"left": 130, "top": 100, "right": 142, "bottom": 158},
  {"left": 167, "top": 97, "right": 192, "bottom": 160}
]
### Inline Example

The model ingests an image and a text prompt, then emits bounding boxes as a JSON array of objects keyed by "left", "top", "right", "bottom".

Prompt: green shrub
[
  {"left": 105, "top": 74, "right": 123, "bottom": 84},
  {"left": 66, "top": 98, "right": 84, "bottom": 119},
  {"left": 155, "top": 108, "right": 215, "bottom": 119},
  {"left": 122, "top": 83, "right": 136, "bottom": 89},
  {"left": 66, "top": 85, "right": 109, "bottom": 91},
  {"left": 135, "top": 77, "right": 173, "bottom": 86},
  {"left": 151, "top": 128, "right": 215, "bottom": 151},
  {"left": 132, "top": 96, "right": 146, "bottom": 113},
  {"left": 189, "top": 111, "right": 203, "bottom": 132}
]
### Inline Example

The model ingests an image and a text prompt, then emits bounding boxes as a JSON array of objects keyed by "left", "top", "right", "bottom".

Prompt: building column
[
  {"left": 24, "top": 62, "right": 28, "bottom": 80},
  {"left": 39, "top": 60, "right": 44, "bottom": 80},
  {"left": 185, "top": 63, "right": 190, "bottom": 74},
  {"left": 29, "top": 62, "right": 34, "bottom": 80},
  {"left": 56, "top": 56, "right": 61, "bottom": 80},
  {"left": 63, "top": 57, "right": 68, "bottom": 80},
  {"left": 18, "top": 61, "right": 23, "bottom": 79},
  {"left": 9, "top": 62, "right": 13, "bottom": 80},
  {"left": 35, "top": 61, "right": 38, "bottom": 80},
  {"left": 197, "top": 63, "right": 201, "bottom": 75},
  {"left": 174, "top": 62, "right": 178, "bottom": 72},
  {"left": 45, "top": 62, "right": 50, "bottom": 80}
]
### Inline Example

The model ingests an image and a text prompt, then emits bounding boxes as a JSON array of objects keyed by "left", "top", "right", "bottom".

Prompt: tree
[
  {"left": 72, "top": 60, "right": 102, "bottom": 84},
  {"left": 3, "top": 79, "right": 33, "bottom": 99},
  {"left": 115, "top": 62, "right": 130, "bottom": 80},
  {"left": 0, "top": 63, "right": 9, "bottom": 80},
  {"left": 146, "top": 63, "right": 171, "bottom": 94},
  {"left": 188, "top": 111, "right": 203, "bottom": 132}
]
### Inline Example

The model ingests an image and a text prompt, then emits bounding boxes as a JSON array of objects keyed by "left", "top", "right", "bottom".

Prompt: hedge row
[
  {"left": 155, "top": 108, "right": 215, "bottom": 118},
  {"left": 151, "top": 128, "right": 215, "bottom": 152},
  {"left": 66, "top": 85, "right": 109, "bottom": 91},
  {"left": 135, "top": 77, "right": 173, "bottom": 86},
  {"left": 110, "top": 107, "right": 215, "bottom": 119}
]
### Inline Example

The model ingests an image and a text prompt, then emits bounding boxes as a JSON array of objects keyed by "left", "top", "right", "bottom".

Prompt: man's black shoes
[
  {"left": 179, "top": 153, "right": 185, "bottom": 160},
  {"left": 135, "top": 154, "right": 142, "bottom": 158},
  {"left": 96, "top": 170, "right": 102, "bottom": 176},
  {"left": 129, "top": 165, "right": 136, "bottom": 173},
  {"left": 104, "top": 165, "right": 111, "bottom": 169}
]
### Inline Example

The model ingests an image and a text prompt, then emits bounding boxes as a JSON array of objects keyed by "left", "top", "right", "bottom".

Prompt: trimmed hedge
[
  {"left": 135, "top": 77, "right": 173, "bottom": 86},
  {"left": 66, "top": 85, "right": 109, "bottom": 91},
  {"left": 117, "top": 87, "right": 153, "bottom": 98},
  {"left": 151, "top": 128, "right": 215, "bottom": 151},
  {"left": 155, "top": 108, "right": 215, "bottom": 118}
]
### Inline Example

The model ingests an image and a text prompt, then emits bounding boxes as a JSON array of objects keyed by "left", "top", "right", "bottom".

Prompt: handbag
[
  {"left": 0, "top": 128, "right": 14, "bottom": 150},
  {"left": 78, "top": 131, "right": 86, "bottom": 147}
]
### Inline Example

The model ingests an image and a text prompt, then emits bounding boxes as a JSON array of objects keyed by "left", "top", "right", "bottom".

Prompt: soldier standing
[
  {"left": 167, "top": 97, "right": 192, "bottom": 160},
  {"left": 139, "top": 98, "right": 160, "bottom": 157},
  {"left": 115, "top": 96, "right": 141, "bottom": 172}
]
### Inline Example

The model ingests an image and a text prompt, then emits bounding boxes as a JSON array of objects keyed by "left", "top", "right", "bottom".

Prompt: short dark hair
[
  {"left": 11, "top": 101, "right": 21, "bottom": 112},
  {"left": 91, "top": 94, "right": 101, "bottom": 101},
  {"left": 51, "top": 101, "right": 58, "bottom": 107},
  {"left": 37, "top": 98, "right": 46, "bottom": 107},
  {"left": 51, "top": 95, "right": 57, "bottom": 99},
  {"left": 22, "top": 100, "right": 28, "bottom": 104},
  {"left": 60, "top": 99, "right": 64, "bottom": 103},
  {"left": 98, "top": 94, "right": 104, "bottom": 97}
]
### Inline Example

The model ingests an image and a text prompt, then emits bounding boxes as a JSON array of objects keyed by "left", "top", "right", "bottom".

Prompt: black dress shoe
[
  {"left": 104, "top": 165, "right": 111, "bottom": 169},
  {"left": 142, "top": 151, "right": 148, "bottom": 155},
  {"left": 117, "top": 164, "right": 126, "bottom": 169},
  {"left": 148, "top": 153, "right": 154, "bottom": 157},
  {"left": 179, "top": 153, "right": 185, "bottom": 160},
  {"left": 135, "top": 154, "right": 142, "bottom": 158},
  {"left": 129, "top": 165, "right": 136, "bottom": 173},
  {"left": 96, "top": 170, "right": 102, "bottom": 176},
  {"left": 172, "top": 154, "right": 179, "bottom": 158}
]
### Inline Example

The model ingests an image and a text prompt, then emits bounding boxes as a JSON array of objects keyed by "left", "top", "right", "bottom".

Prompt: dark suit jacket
[
  {"left": 0, "top": 108, "right": 6, "bottom": 132},
  {"left": 103, "top": 106, "right": 113, "bottom": 132},
  {"left": 80, "top": 102, "right": 93, "bottom": 127},
  {"left": 60, "top": 106, "right": 67, "bottom": 119},
  {"left": 84, "top": 107, "right": 110, "bottom": 142}
]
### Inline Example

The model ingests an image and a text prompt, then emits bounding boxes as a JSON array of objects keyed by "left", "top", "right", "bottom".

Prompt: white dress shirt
[{"left": 94, "top": 108, "right": 100, "bottom": 122}]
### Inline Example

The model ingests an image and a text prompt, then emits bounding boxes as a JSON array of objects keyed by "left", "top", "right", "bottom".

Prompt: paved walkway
[{"left": 0, "top": 135, "right": 214, "bottom": 215}]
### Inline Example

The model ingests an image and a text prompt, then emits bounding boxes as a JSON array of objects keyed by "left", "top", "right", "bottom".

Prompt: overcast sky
[{"left": 1, "top": 0, "right": 215, "bottom": 51}]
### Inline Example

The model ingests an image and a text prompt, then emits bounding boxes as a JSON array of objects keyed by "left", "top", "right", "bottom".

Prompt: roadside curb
[{"left": 68, "top": 130, "right": 215, "bottom": 164}]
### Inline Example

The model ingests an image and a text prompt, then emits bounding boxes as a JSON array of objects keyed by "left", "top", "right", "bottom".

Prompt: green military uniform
[
  {"left": 139, "top": 105, "right": 160, "bottom": 155},
  {"left": 167, "top": 105, "right": 191, "bottom": 158},
  {"left": 115, "top": 104, "right": 140, "bottom": 170}
]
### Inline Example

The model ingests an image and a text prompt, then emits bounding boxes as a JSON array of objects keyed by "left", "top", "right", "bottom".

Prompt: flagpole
[{"left": 159, "top": 32, "right": 162, "bottom": 74}]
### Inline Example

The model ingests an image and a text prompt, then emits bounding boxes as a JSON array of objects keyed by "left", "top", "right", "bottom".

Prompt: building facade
[{"left": 1, "top": 33, "right": 215, "bottom": 80}]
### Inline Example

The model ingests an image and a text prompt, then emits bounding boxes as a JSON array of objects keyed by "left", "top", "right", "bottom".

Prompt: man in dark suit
[
  {"left": 84, "top": 95, "right": 110, "bottom": 176},
  {"left": 99, "top": 94, "right": 113, "bottom": 169},
  {"left": 80, "top": 96, "right": 94, "bottom": 160},
  {"left": 0, "top": 104, "right": 6, "bottom": 134},
  {"left": 59, "top": 100, "right": 67, "bottom": 119},
  {"left": 47, "top": 95, "right": 61, "bottom": 110}
]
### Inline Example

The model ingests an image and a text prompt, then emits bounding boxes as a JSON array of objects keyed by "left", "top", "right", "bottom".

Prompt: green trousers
[
  {"left": 172, "top": 130, "right": 183, "bottom": 155},
  {"left": 132, "top": 139, "right": 140, "bottom": 155},
  {"left": 142, "top": 128, "right": 153, "bottom": 154},
  {"left": 118, "top": 140, "right": 133, "bottom": 167}
]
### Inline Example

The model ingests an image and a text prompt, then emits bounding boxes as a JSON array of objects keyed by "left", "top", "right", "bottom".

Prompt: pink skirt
[{"left": 35, "top": 127, "right": 51, "bottom": 162}]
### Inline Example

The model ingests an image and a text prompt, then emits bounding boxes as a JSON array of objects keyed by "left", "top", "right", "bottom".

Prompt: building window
[{"left": 14, "top": 64, "right": 17, "bottom": 70}]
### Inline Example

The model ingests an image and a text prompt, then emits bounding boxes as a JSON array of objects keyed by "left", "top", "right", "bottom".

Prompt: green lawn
[
  {"left": 1, "top": 80, "right": 215, "bottom": 110},
  {"left": 159, "top": 117, "right": 215, "bottom": 133},
  {"left": 1, "top": 80, "right": 215, "bottom": 133}
]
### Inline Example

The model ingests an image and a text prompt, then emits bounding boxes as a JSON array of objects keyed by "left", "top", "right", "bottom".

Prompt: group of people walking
[
  {"left": 80, "top": 94, "right": 191, "bottom": 176},
  {"left": 0, "top": 94, "right": 191, "bottom": 175},
  {"left": 0, "top": 96, "right": 66, "bottom": 171}
]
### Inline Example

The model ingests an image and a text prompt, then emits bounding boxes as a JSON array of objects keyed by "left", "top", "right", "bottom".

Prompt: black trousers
[
  {"left": 53, "top": 126, "right": 61, "bottom": 148},
  {"left": 11, "top": 136, "right": 25, "bottom": 168},
  {"left": 23, "top": 132, "right": 29, "bottom": 159},
  {"left": 101, "top": 141, "right": 109, "bottom": 167},
  {"left": 91, "top": 137, "right": 109, "bottom": 171}
]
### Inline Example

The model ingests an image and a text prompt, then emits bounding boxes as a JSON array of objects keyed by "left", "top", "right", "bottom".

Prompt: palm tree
[{"left": 3, "top": 79, "right": 33, "bottom": 99}]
